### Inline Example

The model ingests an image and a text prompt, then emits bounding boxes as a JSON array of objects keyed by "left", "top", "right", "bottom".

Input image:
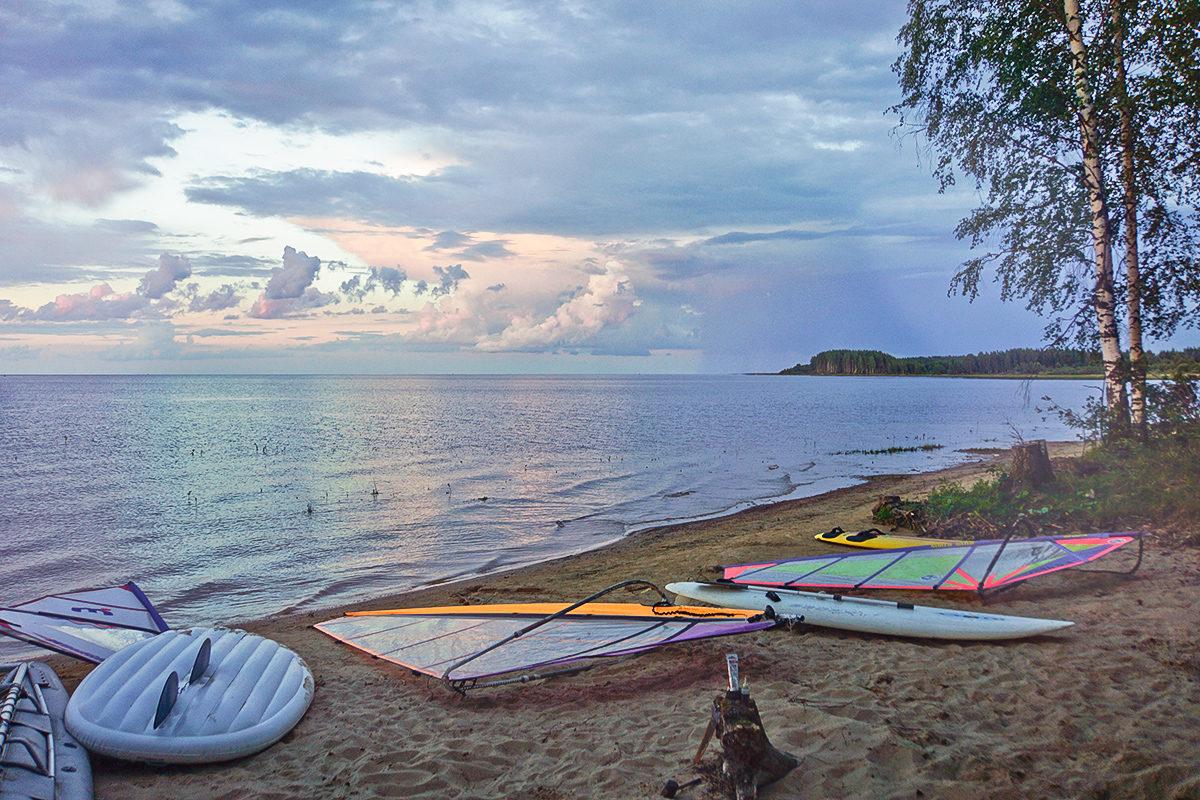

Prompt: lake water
[{"left": 0, "top": 374, "right": 1096, "bottom": 652}]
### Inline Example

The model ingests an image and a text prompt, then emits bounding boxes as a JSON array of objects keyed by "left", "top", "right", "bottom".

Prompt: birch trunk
[
  {"left": 1110, "top": 0, "right": 1147, "bottom": 436},
  {"left": 1065, "top": 0, "right": 1130, "bottom": 435}
]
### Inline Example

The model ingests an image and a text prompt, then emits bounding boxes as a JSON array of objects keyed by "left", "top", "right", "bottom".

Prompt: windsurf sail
[
  {"left": 0, "top": 582, "right": 170, "bottom": 663},
  {"left": 315, "top": 581, "right": 774, "bottom": 691},
  {"left": 724, "top": 533, "right": 1141, "bottom": 592}
]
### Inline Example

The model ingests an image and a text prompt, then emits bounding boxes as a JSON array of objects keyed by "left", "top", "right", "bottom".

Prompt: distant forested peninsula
[{"left": 778, "top": 348, "right": 1200, "bottom": 378}]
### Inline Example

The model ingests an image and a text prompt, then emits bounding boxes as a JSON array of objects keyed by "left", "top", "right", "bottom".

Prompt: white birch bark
[
  {"left": 1065, "top": 0, "right": 1130, "bottom": 433},
  {"left": 1110, "top": 0, "right": 1146, "bottom": 434}
]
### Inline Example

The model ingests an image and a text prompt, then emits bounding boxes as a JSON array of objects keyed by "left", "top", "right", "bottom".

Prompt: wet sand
[{"left": 60, "top": 443, "right": 1200, "bottom": 799}]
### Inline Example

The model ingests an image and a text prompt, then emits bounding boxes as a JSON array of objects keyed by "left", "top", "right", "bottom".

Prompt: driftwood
[
  {"left": 1009, "top": 440, "right": 1055, "bottom": 489},
  {"left": 668, "top": 655, "right": 797, "bottom": 800}
]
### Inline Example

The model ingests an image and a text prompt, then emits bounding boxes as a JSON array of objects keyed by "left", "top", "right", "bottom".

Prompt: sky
[{"left": 2, "top": 1, "right": 1189, "bottom": 374}]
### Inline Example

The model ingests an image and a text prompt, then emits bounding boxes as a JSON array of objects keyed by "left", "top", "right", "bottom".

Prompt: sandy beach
[{"left": 57, "top": 444, "right": 1200, "bottom": 799}]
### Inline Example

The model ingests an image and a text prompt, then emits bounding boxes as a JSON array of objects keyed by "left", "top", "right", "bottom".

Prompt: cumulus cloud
[
  {"left": 0, "top": 299, "right": 21, "bottom": 321},
  {"left": 24, "top": 284, "right": 150, "bottom": 322},
  {"left": 248, "top": 246, "right": 338, "bottom": 318},
  {"left": 250, "top": 286, "right": 338, "bottom": 319},
  {"left": 414, "top": 264, "right": 469, "bottom": 297},
  {"left": 477, "top": 263, "right": 639, "bottom": 352},
  {"left": 263, "top": 246, "right": 321, "bottom": 299},
  {"left": 138, "top": 253, "right": 193, "bottom": 299},
  {"left": 185, "top": 283, "right": 243, "bottom": 313},
  {"left": 340, "top": 266, "right": 407, "bottom": 300}
]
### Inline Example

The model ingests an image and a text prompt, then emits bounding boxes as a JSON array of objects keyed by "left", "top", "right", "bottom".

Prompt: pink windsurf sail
[{"left": 723, "top": 533, "right": 1141, "bottom": 592}]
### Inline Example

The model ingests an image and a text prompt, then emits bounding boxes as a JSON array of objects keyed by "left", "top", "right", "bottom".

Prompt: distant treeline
[{"left": 780, "top": 348, "right": 1200, "bottom": 377}]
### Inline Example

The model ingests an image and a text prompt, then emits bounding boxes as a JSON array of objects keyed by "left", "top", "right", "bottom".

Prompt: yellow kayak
[{"left": 814, "top": 527, "right": 969, "bottom": 549}]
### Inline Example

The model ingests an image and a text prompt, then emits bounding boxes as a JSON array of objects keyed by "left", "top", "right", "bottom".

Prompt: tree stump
[
  {"left": 691, "top": 690, "right": 797, "bottom": 800},
  {"left": 1009, "top": 440, "right": 1055, "bottom": 489}
]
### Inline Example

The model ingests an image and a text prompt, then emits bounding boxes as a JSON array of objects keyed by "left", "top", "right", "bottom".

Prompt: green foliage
[
  {"left": 917, "top": 374, "right": 1200, "bottom": 535},
  {"left": 924, "top": 439, "right": 1200, "bottom": 535},
  {"left": 892, "top": 0, "right": 1200, "bottom": 346}
]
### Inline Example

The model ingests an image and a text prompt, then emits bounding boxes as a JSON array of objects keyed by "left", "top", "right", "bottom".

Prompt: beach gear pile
[{"left": 0, "top": 529, "right": 1142, "bottom": 796}]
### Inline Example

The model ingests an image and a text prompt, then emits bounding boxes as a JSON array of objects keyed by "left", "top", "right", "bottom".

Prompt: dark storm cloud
[{"left": 4, "top": 1, "right": 913, "bottom": 235}]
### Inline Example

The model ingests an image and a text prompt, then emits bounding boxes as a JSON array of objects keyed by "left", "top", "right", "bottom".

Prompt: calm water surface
[{"left": 0, "top": 374, "right": 1095, "bottom": 649}]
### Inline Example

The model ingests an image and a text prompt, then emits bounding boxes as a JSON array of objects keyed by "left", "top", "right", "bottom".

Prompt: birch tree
[
  {"left": 1108, "top": 0, "right": 1145, "bottom": 433},
  {"left": 1064, "top": 0, "right": 1130, "bottom": 432},
  {"left": 893, "top": 0, "right": 1130, "bottom": 432}
]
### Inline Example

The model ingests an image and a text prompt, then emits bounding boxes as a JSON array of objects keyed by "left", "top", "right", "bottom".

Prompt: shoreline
[
  {"left": 263, "top": 445, "right": 1048, "bottom": 623},
  {"left": 757, "top": 372, "right": 1107, "bottom": 380},
  {"left": 60, "top": 439, "right": 1200, "bottom": 800}
]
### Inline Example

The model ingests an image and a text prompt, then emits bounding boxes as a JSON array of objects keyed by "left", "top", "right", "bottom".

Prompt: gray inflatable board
[
  {"left": 65, "top": 628, "right": 313, "bottom": 764},
  {"left": 0, "top": 661, "right": 93, "bottom": 800}
]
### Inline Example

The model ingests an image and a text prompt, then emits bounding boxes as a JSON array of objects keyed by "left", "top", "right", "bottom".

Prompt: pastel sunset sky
[{"left": 3, "top": 1, "right": 1190, "bottom": 373}]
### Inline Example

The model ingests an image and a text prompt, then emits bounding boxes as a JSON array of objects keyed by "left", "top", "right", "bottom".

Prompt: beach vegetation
[
  {"left": 834, "top": 444, "right": 945, "bottom": 455},
  {"left": 887, "top": 373, "right": 1200, "bottom": 539}
]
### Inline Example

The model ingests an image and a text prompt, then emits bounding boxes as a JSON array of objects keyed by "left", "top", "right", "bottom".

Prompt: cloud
[
  {"left": 424, "top": 231, "right": 473, "bottom": 251},
  {"left": 422, "top": 230, "right": 514, "bottom": 261},
  {"left": 0, "top": 299, "right": 21, "bottom": 321},
  {"left": 105, "top": 321, "right": 181, "bottom": 361},
  {"left": 188, "top": 327, "right": 262, "bottom": 338},
  {"left": 263, "top": 246, "right": 321, "bottom": 300},
  {"left": 0, "top": 184, "right": 161, "bottom": 286},
  {"left": 477, "top": 263, "right": 639, "bottom": 352},
  {"left": 432, "top": 264, "right": 469, "bottom": 296},
  {"left": 487, "top": 283, "right": 506, "bottom": 292},
  {"left": 190, "top": 254, "right": 277, "bottom": 277},
  {"left": 185, "top": 282, "right": 243, "bottom": 313},
  {"left": 96, "top": 219, "right": 158, "bottom": 233},
  {"left": 28, "top": 283, "right": 151, "bottom": 322},
  {"left": 250, "top": 286, "right": 338, "bottom": 319},
  {"left": 410, "top": 264, "right": 469, "bottom": 297},
  {"left": 340, "top": 266, "right": 408, "bottom": 300},
  {"left": 138, "top": 253, "right": 192, "bottom": 299},
  {"left": 455, "top": 240, "right": 514, "bottom": 261},
  {"left": 703, "top": 229, "right": 832, "bottom": 246},
  {"left": 247, "top": 246, "right": 338, "bottom": 318}
]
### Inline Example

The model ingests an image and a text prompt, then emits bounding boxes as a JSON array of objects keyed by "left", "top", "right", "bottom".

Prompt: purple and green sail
[{"left": 723, "top": 533, "right": 1140, "bottom": 591}]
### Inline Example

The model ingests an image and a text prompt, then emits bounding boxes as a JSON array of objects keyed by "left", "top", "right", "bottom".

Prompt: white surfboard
[
  {"left": 666, "top": 582, "right": 1073, "bottom": 641},
  {"left": 65, "top": 627, "right": 313, "bottom": 764}
]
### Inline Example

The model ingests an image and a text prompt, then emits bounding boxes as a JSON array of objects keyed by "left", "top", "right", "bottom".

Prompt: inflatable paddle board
[
  {"left": 666, "top": 582, "right": 1073, "bottom": 640},
  {"left": 1, "top": 662, "right": 92, "bottom": 800},
  {"left": 65, "top": 628, "right": 313, "bottom": 764}
]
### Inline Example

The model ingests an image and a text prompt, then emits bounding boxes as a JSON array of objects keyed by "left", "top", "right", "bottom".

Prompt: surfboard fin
[
  {"left": 190, "top": 638, "right": 211, "bottom": 683},
  {"left": 153, "top": 672, "right": 179, "bottom": 729}
]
